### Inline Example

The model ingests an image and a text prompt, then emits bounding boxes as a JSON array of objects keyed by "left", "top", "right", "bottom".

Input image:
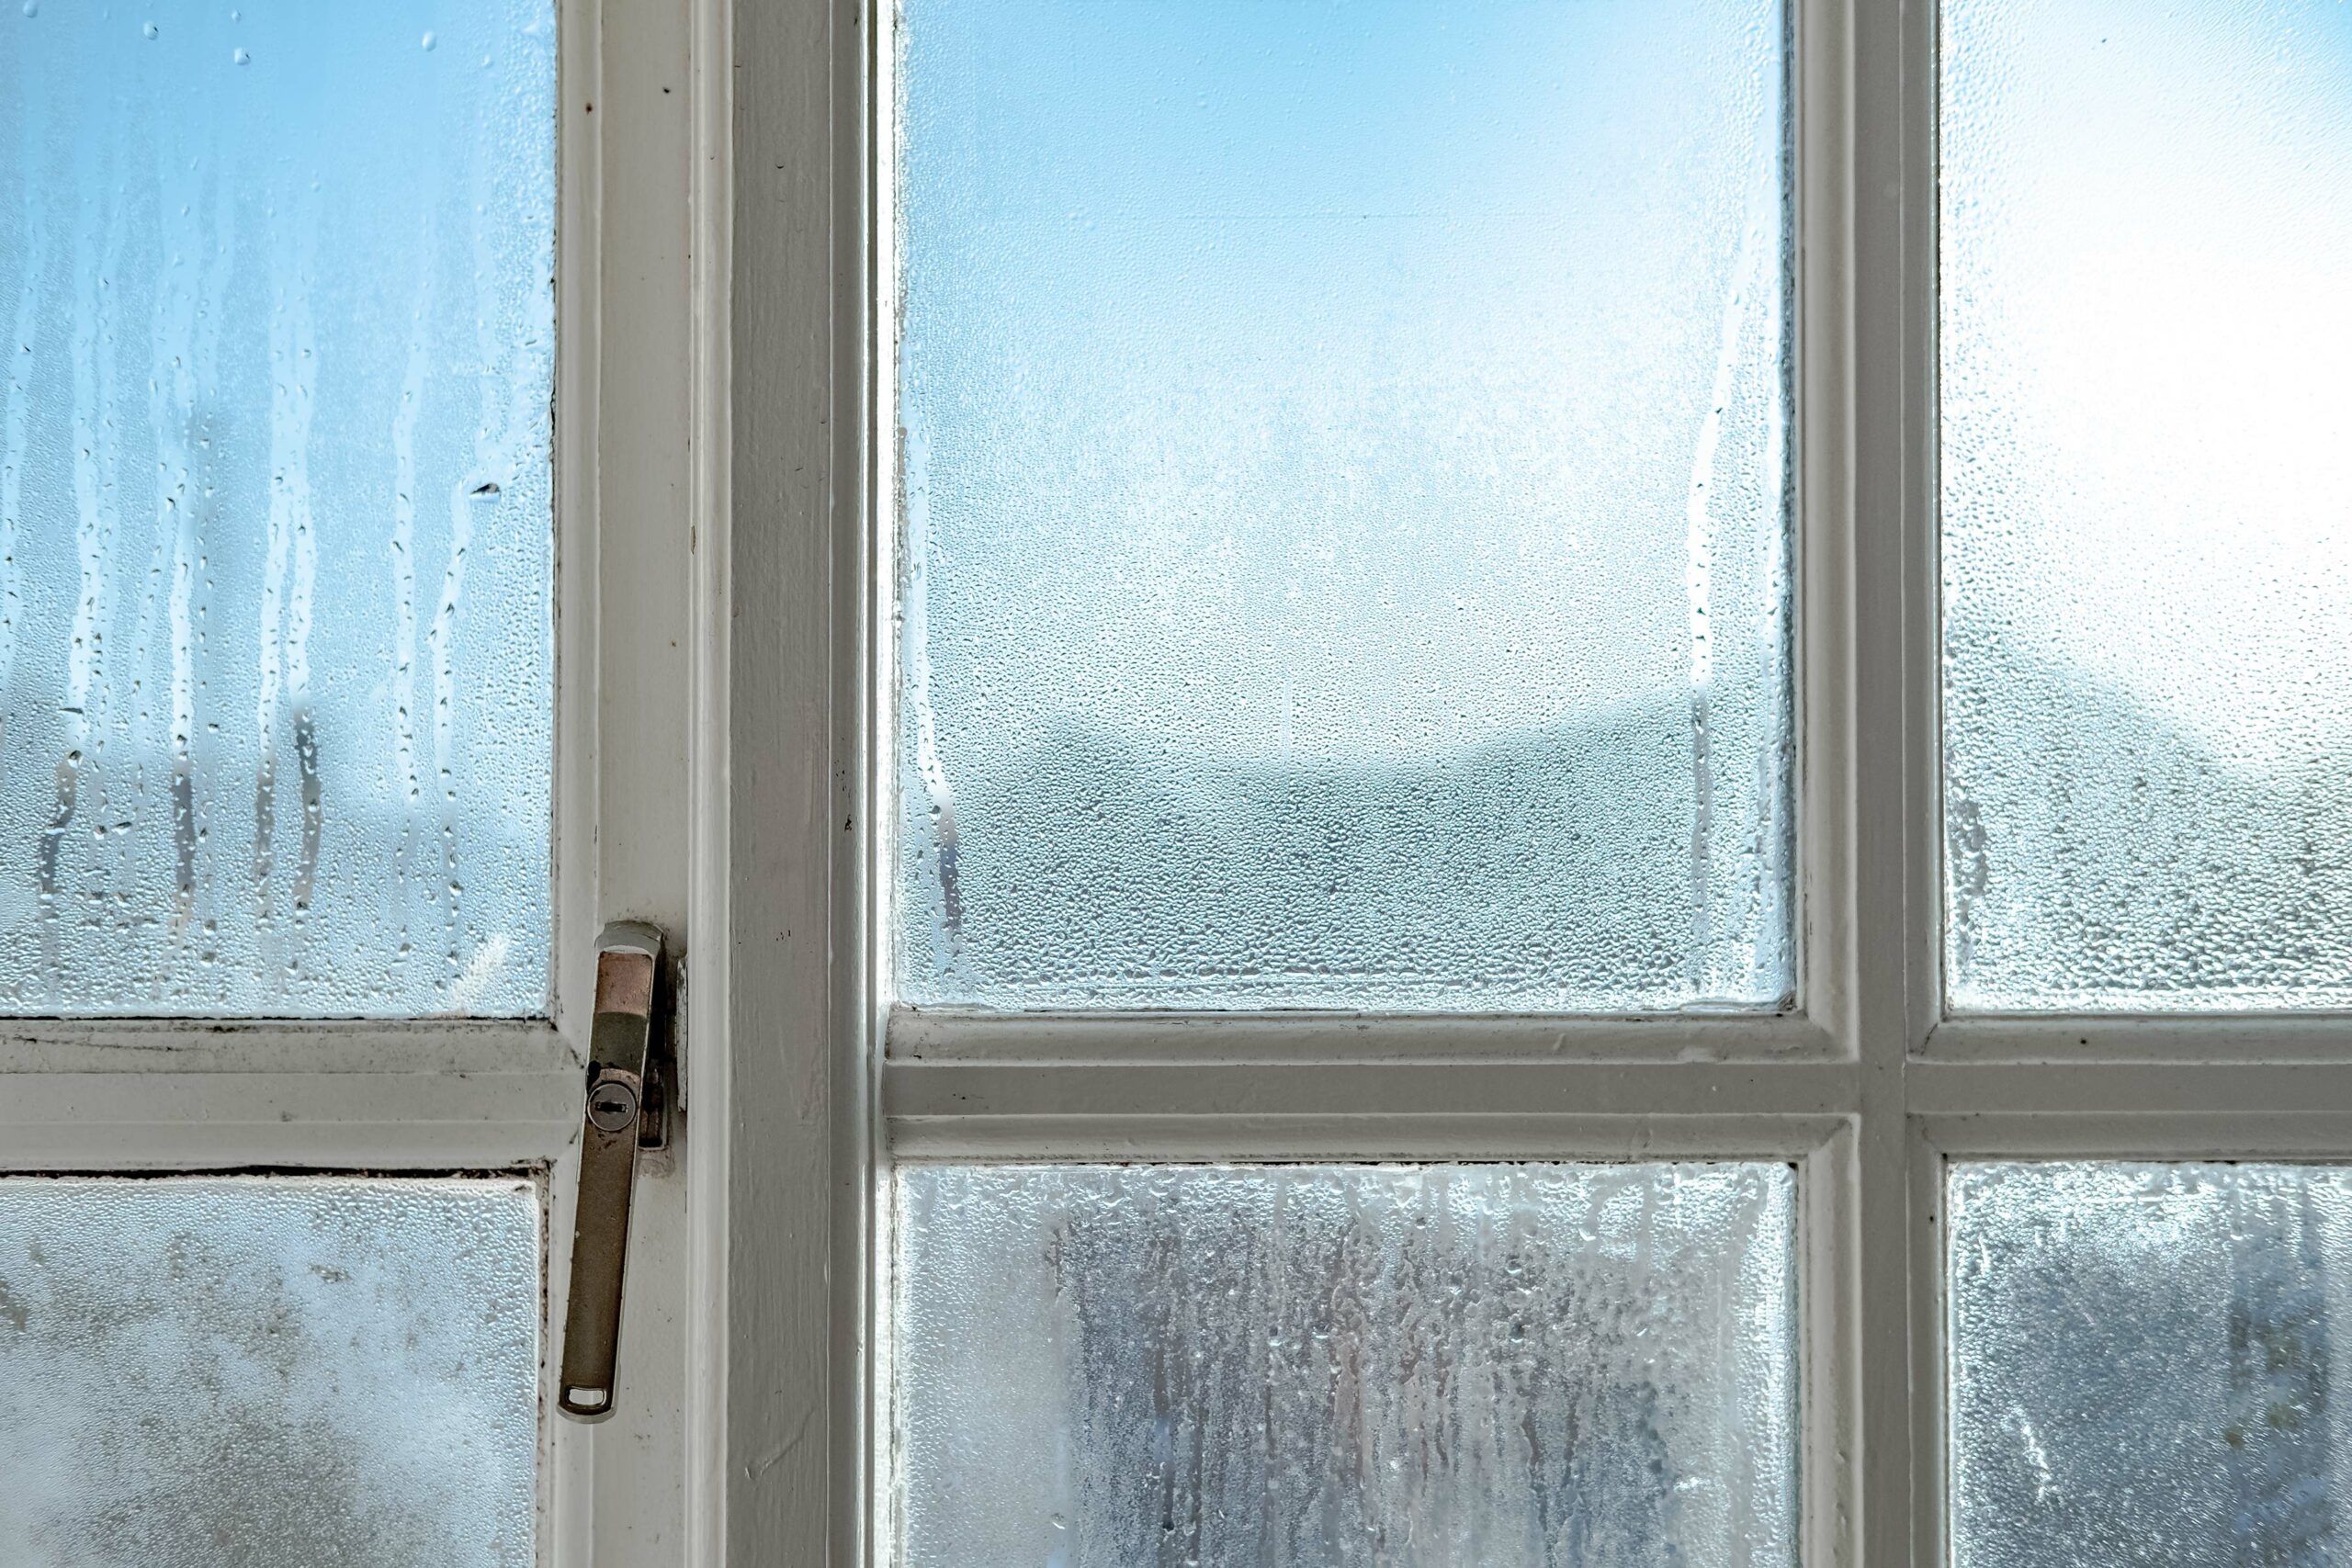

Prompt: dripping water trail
[
  {"left": 1683, "top": 194, "right": 1770, "bottom": 994},
  {"left": 284, "top": 211, "right": 320, "bottom": 914},
  {"left": 432, "top": 145, "right": 505, "bottom": 1002},
  {"left": 48, "top": 113, "right": 130, "bottom": 991},
  {"left": 899, "top": 412, "right": 965, "bottom": 962},
  {"left": 0, "top": 54, "right": 49, "bottom": 742},
  {"left": 254, "top": 237, "right": 295, "bottom": 925},
  {"left": 389, "top": 209, "right": 434, "bottom": 961},
  {"left": 2225, "top": 1179, "right": 2335, "bottom": 1562},
  {"left": 38, "top": 751, "right": 81, "bottom": 1002},
  {"left": 255, "top": 186, "right": 323, "bottom": 971},
  {"left": 175, "top": 132, "right": 241, "bottom": 953},
  {"left": 1750, "top": 140, "right": 1796, "bottom": 999},
  {"left": 157, "top": 110, "right": 234, "bottom": 936}
]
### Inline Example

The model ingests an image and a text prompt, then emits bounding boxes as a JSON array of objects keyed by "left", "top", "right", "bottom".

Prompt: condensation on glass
[
  {"left": 893, "top": 1163, "right": 1800, "bottom": 1567},
  {"left": 0, "top": 0, "right": 556, "bottom": 1015},
  {"left": 1939, "top": 0, "right": 2352, "bottom": 1010},
  {"left": 891, "top": 0, "right": 1794, "bottom": 1011},
  {"left": 1950, "top": 1162, "right": 2352, "bottom": 1566},
  {"left": 0, "top": 1176, "right": 540, "bottom": 1564}
]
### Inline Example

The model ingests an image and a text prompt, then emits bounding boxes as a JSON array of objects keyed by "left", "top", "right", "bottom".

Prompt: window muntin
[
  {"left": 1, "top": 0, "right": 558, "bottom": 1017},
  {"left": 888, "top": 0, "right": 1795, "bottom": 1013},
  {"left": 1939, "top": 0, "right": 2352, "bottom": 1012}
]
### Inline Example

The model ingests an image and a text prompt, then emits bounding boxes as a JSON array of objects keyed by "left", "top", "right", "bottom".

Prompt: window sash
[
  {"left": 718, "top": 0, "right": 2352, "bottom": 1565},
  {"left": 0, "top": 0, "right": 729, "bottom": 1554}
]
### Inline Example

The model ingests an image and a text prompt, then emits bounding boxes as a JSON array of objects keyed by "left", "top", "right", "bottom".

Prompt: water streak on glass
[
  {"left": 1950, "top": 1163, "right": 2352, "bottom": 1566},
  {"left": 893, "top": 0, "right": 1794, "bottom": 1011},
  {"left": 1, "top": 0, "right": 556, "bottom": 1015},
  {"left": 1940, "top": 0, "right": 2352, "bottom": 1010},
  {"left": 894, "top": 1163, "right": 1800, "bottom": 1567},
  {"left": 0, "top": 1177, "right": 540, "bottom": 1565}
]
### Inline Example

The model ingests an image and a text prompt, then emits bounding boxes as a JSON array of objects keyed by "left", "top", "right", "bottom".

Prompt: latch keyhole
[{"left": 587, "top": 1077, "right": 641, "bottom": 1134}]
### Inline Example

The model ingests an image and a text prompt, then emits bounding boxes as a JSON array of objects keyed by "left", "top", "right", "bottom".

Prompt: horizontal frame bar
[
  {"left": 891, "top": 1010, "right": 1840, "bottom": 1063},
  {"left": 0, "top": 1018, "right": 580, "bottom": 1076},
  {"left": 891, "top": 1055, "right": 2352, "bottom": 1155},
  {"left": 0, "top": 1067, "right": 580, "bottom": 1168},
  {"left": 890, "top": 1111, "right": 1852, "bottom": 1162},
  {"left": 1910, "top": 1059, "right": 2352, "bottom": 1118},
  {"left": 1927, "top": 1015, "right": 2352, "bottom": 1062},
  {"left": 888, "top": 1056, "right": 1860, "bottom": 1124},
  {"left": 1917, "top": 1111, "right": 2352, "bottom": 1160}
]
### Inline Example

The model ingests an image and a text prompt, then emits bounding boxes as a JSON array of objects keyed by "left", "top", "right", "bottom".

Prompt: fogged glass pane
[
  {"left": 0, "top": 1176, "right": 540, "bottom": 1564},
  {"left": 894, "top": 1164, "right": 1799, "bottom": 1567},
  {"left": 1940, "top": 0, "right": 2352, "bottom": 1010},
  {"left": 1, "top": 1, "right": 556, "bottom": 1015},
  {"left": 1951, "top": 1163, "right": 2352, "bottom": 1566},
  {"left": 894, "top": 1, "right": 1794, "bottom": 1011}
]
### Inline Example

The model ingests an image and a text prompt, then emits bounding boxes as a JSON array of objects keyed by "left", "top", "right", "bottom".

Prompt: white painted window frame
[
  {"left": 0, "top": 0, "right": 731, "bottom": 1557},
  {"left": 724, "top": 0, "right": 2352, "bottom": 1561}
]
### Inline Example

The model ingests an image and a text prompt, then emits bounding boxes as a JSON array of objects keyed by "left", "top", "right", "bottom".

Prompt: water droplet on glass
[
  {"left": 141, "top": 19, "right": 156, "bottom": 37},
  {"left": 21, "top": 2, "right": 40, "bottom": 17},
  {"left": 421, "top": 30, "right": 435, "bottom": 50},
  {"left": 231, "top": 45, "right": 248, "bottom": 63}
]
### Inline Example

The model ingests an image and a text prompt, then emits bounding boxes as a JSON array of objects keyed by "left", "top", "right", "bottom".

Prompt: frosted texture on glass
[
  {"left": 894, "top": 1163, "right": 1799, "bottom": 1567},
  {"left": 894, "top": 0, "right": 1793, "bottom": 1011},
  {"left": 1, "top": 0, "right": 556, "bottom": 1015},
  {"left": 1950, "top": 1163, "right": 2352, "bottom": 1567},
  {"left": 0, "top": 1176, "right": 540, "bottom": 1565},
  {"left": 1940, "top": 0, "right": 2352, "bottom": 1010}
]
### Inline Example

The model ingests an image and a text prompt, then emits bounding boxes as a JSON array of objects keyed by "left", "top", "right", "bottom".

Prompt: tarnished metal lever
[{"left": 559, "top": 920, "right": 673, "bottom": 1423}]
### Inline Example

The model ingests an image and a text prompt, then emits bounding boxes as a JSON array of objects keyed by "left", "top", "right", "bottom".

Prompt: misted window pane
[
  {"left": 1950, "top": 1163, "right": 2352, "bottom": 1565},
  {"left": 1, "top": 1, "right": 556, "bottom": 1015},
  {"left": 0, "top": 1177, "right": 540, "bottom": 1563},
  {"left": 894, "top": 1164, "right": 1799, "bottom": 1566},
  {"left": 1939, "top": 0, "right": 2352, "bottom": 1010},
  {"left": 892, "top": 0, "right": 1794, "bottom": 1011}
]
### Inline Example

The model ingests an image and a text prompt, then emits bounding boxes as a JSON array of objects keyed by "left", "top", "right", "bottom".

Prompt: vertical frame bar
[
  {"left": 1796, "top": 0, "right": 1861, "bottom": 1056},
  {"left": 1908, "top": 1122, "right": 1950, "bottom": 1568},
  {"left": 1803, "top": 1123, "right": 1867, "bottom": 1568},
  {"left": 1852, "top": 0, "right": 1934, "bottom": 1560},
  {"left": 726, "top": 0, "right": 873, "bottom": 1562}
]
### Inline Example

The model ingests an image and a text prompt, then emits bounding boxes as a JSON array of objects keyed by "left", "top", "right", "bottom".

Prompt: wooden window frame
[
  {"left": 0, "top": 0, "right": 730, "bottom": 1556},
  {"left": 29, "top": 0, "right": 2277, "bottom": 1560}
]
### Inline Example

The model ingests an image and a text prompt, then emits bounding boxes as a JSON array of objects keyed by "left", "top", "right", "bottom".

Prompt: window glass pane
[
  {"left": 2, "top": 0, "right": 556, "bottom": 1015},
  {"left": 1939, "top": 0, "right": 2352, "bottom": 1010},
  {"left": 1950, "top": 1163, "right": 2352, "bottom": 1566},
  {"left": 0, "top": 1176, "right": 541, "bottom": 1562},
  {"left": 894, "top": 1163, "right": 1799, "bottom": 1565},
  {"left": 892, "top": 0, "right": 1794, "bottom": 1011}
]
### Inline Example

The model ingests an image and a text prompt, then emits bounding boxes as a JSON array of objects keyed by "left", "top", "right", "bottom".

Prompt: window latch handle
[{"left": 558, "top": 919, "right": 673, "bottom": 1423}]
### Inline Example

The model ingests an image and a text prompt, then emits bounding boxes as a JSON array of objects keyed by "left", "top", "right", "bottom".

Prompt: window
[
  {"left": 12, "top": 0, "right": 2352, "bottom": 1558},
  {"left": 2, "top": 0, "right": 722, "bottom": 1558},
  {"left": 729, "top": 0, "right": 2352, "bottom": 1561}
]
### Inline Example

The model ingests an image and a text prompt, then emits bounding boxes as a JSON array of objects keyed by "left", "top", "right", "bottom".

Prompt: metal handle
[{"left": 558, "top": 920, "right": 671, "bottom": 1422}]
